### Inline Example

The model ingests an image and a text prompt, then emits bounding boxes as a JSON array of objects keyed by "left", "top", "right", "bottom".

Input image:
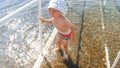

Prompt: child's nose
[{"left": 51, "top": 11, "right": 53, "bottom": 14}]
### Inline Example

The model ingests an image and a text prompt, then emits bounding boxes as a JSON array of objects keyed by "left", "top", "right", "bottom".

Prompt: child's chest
[{"left": 53, "top": 21, "right": 66, "bottom": 28}]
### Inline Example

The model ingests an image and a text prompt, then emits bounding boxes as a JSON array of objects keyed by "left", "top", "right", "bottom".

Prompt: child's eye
[{"left": 52, "top": 10, "right": 56, "bottom": 12}]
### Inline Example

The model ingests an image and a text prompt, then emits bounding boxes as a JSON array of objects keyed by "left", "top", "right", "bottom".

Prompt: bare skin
[{"left": 39, "top": 8, "right": 76, "bottom": 59}]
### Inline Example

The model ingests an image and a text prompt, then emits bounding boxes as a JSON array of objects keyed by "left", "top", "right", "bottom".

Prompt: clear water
[
  {"left": 0, "top": 0, "right": 32, "bottom": 18},
  {"left": 0, "top": 0, "right": 53, "bottom": 68},
  {"left": 0, "top": 0, "right": 120, "bottom": 68},
  {"left": 41, "top": 0, "right": 120, "bottom": 68}
]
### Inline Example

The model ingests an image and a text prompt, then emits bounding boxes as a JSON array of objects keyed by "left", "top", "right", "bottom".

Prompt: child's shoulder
[
  {"left": 62, "top": 16, "right": 69, "bottom": 22},
  {"left": 64, "top": 17, "right": 71, "bottom": 23}
]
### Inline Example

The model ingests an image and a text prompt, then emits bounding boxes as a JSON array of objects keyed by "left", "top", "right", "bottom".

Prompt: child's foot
[
  {"left": 63, "top": 53, "right": 68, "bottom": 60},
  {"left": 54, "top": 47, "right": 62, "bottom": 52}
]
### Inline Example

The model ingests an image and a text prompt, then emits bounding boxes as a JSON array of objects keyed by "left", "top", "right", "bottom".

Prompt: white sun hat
[{"left": 48, "top": 0, "right": 66, "bottom": 13}]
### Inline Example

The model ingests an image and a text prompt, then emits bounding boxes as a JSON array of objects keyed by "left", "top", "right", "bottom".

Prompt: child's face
[{"left": 48, "top": 8, "right": 62, "bottom": 18}]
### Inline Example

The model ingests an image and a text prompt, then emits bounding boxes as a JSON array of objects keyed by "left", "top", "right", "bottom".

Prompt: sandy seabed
[{"left": 40, "top": 0, "right": 120, "bottom": 68}]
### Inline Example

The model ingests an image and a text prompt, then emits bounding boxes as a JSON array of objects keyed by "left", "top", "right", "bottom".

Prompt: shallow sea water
[
  {"left": 41, "top": 0, "right": 120, "bottom": 68},
  {"left": 0, "top": 0, "right": 120, "bottom": 68}
]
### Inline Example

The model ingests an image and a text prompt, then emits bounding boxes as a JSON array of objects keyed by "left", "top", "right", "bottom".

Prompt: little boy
[{"left": 39, "top": 0, "right": 76, "bottom": 60}]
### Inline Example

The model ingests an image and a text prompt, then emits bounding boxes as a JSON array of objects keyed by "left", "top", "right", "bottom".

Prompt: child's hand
[
  {"left": 38, "top": 16, "right": 45, "bottom": 22},
  {"left": 38, "top": 17, "right": 52, "bottom": 24}
]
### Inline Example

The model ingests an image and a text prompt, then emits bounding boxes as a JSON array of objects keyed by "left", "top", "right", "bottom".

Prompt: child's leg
[
  {"left": 63, "top": 40, "right": 69, "bottom": 59},
  {"left": 56, "top": 36, "right": 62, "bottom": 50},
  {"left": 63, "top": 41, "right": 68, "bottom": 54}
]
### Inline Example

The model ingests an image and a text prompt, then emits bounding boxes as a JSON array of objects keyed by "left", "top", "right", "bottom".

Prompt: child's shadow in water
[{"left": 58, "top": 49, "right": 79, "bottom": 68}]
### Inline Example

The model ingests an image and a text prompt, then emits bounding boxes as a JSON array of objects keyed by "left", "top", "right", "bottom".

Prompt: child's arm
[
  {"left": 71, "top": 24, "right": 76, "bottom": 44},
  {"left": 68, "top": 22, "right": 76, "bottom": 45},
  {"left": 39, "top": 17, "right": 52, "bottom": 24}
]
